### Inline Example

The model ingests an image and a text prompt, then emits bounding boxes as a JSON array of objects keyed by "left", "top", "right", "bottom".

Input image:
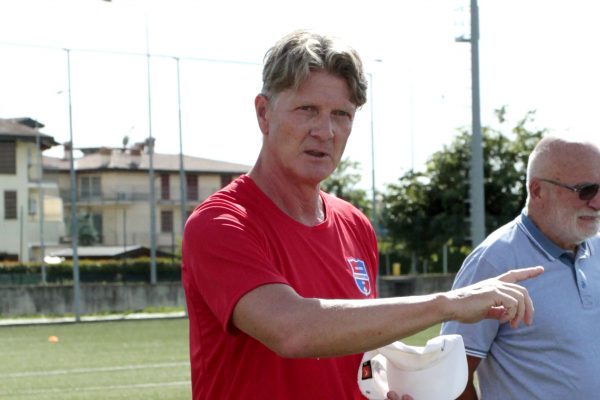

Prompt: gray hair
[
  {"left": 261, "top": 30, "right": 368, "bottom": 107},
  {"left": 526, "top": 136, "right": 557, "bottom": 186}
]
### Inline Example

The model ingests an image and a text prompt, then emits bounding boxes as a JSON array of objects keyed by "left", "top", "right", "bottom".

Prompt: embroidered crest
[{"left": 346, "top": 257, "right": 371, "bottom": 296}]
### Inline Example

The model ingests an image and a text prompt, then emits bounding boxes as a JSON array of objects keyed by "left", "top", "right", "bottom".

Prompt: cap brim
[{"left": 358, "top": 335, "right": 468, "bottom": 400}]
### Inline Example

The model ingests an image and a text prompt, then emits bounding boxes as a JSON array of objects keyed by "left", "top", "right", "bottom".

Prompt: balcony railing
[{"left": 59, "top": 186, "right": 218, "bottom": 204}]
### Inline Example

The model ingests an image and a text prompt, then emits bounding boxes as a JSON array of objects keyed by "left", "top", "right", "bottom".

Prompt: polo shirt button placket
[{"left": 576, "top": 265, "right": 594, "bottom": 308}]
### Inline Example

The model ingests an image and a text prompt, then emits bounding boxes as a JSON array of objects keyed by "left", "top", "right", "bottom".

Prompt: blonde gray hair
[{"left": 261, "top": 30, "right": 368, "bottom": 107}]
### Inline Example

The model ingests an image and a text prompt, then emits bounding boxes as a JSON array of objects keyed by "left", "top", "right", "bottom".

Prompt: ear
[
  {"left": 255, "top": 94, "right": 270, "bottom": 135},
  {"left": 529, "top": 179, "right": 542, "bottom": 201}
]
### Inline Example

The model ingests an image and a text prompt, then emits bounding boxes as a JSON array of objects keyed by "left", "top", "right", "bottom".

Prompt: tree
[
  {"left": 78, "top": 213, "right": 99, "bottom": 246},
  {"left": 382, "top": 108, "right": 546, "bottom": 273},
  {"left": 321, "top": 158, "right": 371, "bottom": 215}
]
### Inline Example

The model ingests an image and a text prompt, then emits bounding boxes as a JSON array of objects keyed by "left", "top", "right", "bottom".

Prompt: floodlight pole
[
  {"left": 65, "top": 48, "right": 81, "bottom": 322},
  {"left": 457, "top": 0, "right": 486, "bottom": 246},
  {"left": 144, "top": 14, "right": 157, "bottom": 285},
  {"left": 468, "top": 0, "right": 486, "bottom": 246},
  {"left": 100, "top": 0, "right": 157, "bottom": 283},
  {"left": 368, "top": 71, "right": 377, "bottom": 232},
  {"left": 367, "top": 59, "right": 382, "bottom": 234},
  {"left": 175, "top": 57, "right": 187, "bottom": 236},
  {"left": 35, "top": 129, "right": 46, "bottom": 283}
]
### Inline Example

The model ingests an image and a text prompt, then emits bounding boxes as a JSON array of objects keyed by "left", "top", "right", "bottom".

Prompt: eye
[
  {"left": 298, "top": 105, "right": 316, "bottom": 112},
  {"left": 333, "top": 109, "right": 353, "bottom": 121}
]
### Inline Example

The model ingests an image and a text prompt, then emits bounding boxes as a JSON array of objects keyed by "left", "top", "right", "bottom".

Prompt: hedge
[{"left": 0, "top": 257, "right": 181, "bottom": 285}]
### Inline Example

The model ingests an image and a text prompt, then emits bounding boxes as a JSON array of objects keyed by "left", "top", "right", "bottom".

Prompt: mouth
[
  {"left": 579, "top": 214, "right": 600, "bottom": 222},
  {"left": 305, "top": 150, "right": 328, "bottom": 158}
]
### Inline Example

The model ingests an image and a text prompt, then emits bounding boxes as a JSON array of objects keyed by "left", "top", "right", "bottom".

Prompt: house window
[
  {"left": 0, "top": 141, "right": 16, "bottom": 174},
  {"left": 161, "top": 210, "right": 173, "bottom": 233},
  {"left": 80, "top": 176, "right": 101, "bottom": 199},
  {"left": 220, "top": 174, "right": 234, "bottom": 188},
  {"left": 4, "top": 191, "right": 17, "bottom": 219},
  {"left": 160, "top": 174, "right": 170, "bottom": 200},
  {"left": 186, "top": 174, "right": 198, "bottom": 201},
  {"left": 28, "top": 196, "right": 37, "bottom": 216}
]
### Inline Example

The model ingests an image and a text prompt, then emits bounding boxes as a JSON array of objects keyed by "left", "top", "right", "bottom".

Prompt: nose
[
  {"left": 309, "top": 114, "right": 334, "bottom": 140},
  {"left": 588, "top": 190, "right": 600, "bottom": 210}
]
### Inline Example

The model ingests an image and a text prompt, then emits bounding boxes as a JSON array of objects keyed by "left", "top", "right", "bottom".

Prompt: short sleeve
[
  {"left": 441, "top": 251, "right": 503, "bottom": 358},
  {"left": 182, "top": 202, "right": 288, "bottom": 334}
]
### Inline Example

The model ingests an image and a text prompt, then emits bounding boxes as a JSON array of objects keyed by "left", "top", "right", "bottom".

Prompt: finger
[
  {"left": 486, "top": 284, "right": 531, "bottom": 327},
  {"left": 386, "top": 391, "right": 413, "bottom": 400},
  {"left": 386, "top": 391, "right": 400, "bottom": 400},
  {"left": 508, "top": 286, "right": 526, "bottom": 328},
  {"left": 486, "top": 306, "right": 510, "bottom": 322},
  {"left": 509, "top": 284, "right": 536, "bottom": 328},
  {"left": 498, "top": 266, "right": 544, "bottom": 284},
  {"left": 522, "top": 285, "right": 535, "bottom": 325},
  {"left": 485, "top": 289, "right": 519, "bottom": 322},
  {"left": 495, "top": 282, "right": 533, "bottom": 327}
]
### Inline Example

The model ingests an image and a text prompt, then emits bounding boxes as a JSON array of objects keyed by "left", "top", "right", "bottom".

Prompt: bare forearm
[
  {"left": 235, "top": 285, "right": 453, "bottom": 358},
  {"left": 234, "top": 266, "right": 543, "bottom": 359},
  {"left": 289, "top": 295, "right": 451, "bottom": 357}
]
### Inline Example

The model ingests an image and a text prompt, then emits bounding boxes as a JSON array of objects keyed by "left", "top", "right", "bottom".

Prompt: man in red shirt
[{"left": 182, "top": 30, "right": 543, "bottom": 399}]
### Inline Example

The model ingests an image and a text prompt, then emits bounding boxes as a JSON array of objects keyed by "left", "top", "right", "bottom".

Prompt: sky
[{"left": 1, "top": 0, "right": 599, "bottom": 190}]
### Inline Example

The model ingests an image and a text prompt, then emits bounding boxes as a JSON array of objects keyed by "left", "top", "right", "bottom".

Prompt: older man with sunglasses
[{"left": 442, "top": 136, "right": 600, "bottom": 399}]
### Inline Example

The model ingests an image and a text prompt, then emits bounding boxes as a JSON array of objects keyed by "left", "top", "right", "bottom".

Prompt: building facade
[
  {"left": 0, "top": 118, "right": 64, "bottom": 262},
  {"left": 43, "top": 142, "right": 250, "bottom": 256},
  {"left": 1, "top": 117, "right": 249, "bottom": 262}
]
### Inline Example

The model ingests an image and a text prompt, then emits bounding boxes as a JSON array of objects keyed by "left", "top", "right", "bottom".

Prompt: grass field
[
  {"left": 0, "top": 318, "right": 191, "bottom": 399},
  {"left": 0, "top": 318, "right": 440, "bottom": 399}
]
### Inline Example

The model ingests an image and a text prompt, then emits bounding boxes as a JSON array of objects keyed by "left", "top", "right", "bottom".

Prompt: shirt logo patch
[{"left": 346, "top": 258, "right": 371, "bottom": 296}]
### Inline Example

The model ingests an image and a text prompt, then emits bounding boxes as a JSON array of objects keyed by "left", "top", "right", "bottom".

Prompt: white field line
[
  {"left": 1, "top": 361, "right": 189, "bottom": 379},
  {"left": 2, "top": 380, "right": 191, "bottom": 396}
]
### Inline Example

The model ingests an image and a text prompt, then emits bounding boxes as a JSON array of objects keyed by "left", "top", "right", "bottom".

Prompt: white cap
[{"left": 358, "top": 334, "right": 468, "bottom": 400}]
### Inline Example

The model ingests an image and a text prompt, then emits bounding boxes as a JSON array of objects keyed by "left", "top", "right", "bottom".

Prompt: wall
[
  {"left": 378, "top": 274, "right": 456, "bottom": 298},
  {"left": 1, "top": 275, "right": 455, "bottom": 317},
  {"left": 0, "top": 282, "right": 185, "bottom": 317}
]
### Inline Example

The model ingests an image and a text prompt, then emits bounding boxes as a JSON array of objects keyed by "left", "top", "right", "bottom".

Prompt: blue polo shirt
[{"left": 441, "top": 211, "right": 600, "bottom": 399}]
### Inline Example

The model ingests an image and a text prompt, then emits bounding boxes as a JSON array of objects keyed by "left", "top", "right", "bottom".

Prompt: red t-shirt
[{"left": 182, "top": 175, "right": 378, "bottom": 399}]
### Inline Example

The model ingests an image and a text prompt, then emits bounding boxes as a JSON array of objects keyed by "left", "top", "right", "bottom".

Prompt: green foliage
[
  {"left": 382, "top": 108, "right": 546, "bottom": 273},
  {"left": 483, "top": 109, "right": 545, "bottom": 228},
  {"left": 78, "top": 214, "right": 99, "bottom": 246},
  {"left": 321, "top": 157, "right": 371, "bottom": 215},
  {"left": 0, "top": 257, "right": 182, "bottom": 285}
]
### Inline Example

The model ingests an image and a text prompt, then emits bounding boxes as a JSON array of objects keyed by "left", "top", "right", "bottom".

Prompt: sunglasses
[{"left": 538, "top": 178, "right": 600, "bottom": 201}]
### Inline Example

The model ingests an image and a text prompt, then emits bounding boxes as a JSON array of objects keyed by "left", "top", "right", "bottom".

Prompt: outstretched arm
[{"left": 232, "top": 266, "right": 544, "bottom": 358}]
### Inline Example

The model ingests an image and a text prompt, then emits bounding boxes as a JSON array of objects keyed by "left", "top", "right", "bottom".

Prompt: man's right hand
[
  {"left": 387, "top": 391, "right": 413, "bottom": 400},
  {"left": 443, "top": 266, "right": 544, "bottom": 328}
]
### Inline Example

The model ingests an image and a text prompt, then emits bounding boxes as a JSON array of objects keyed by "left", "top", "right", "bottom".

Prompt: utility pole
[
  {"left": 456, "top": 0, "right": 485, "bottom": 246},
  {"left": 65, "top": 48, "right": 81, "bottom": 321},
  {"left": 175, "top": 57, "right": 187, "bottom": 236},
  {"left": 145, "top": 14, "right": 157, "bottom": 285},
  {"left": 468, "top": 0, "right": 486, "bottom": 246}
]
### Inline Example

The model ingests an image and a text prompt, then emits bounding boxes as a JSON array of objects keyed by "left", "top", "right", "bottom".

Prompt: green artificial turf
[
  {"left": 0, "top": 318, "right": 190, "bottom": 399},
  {"left": 0, "top": 318, "right": 441, "bottom": 399}
]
